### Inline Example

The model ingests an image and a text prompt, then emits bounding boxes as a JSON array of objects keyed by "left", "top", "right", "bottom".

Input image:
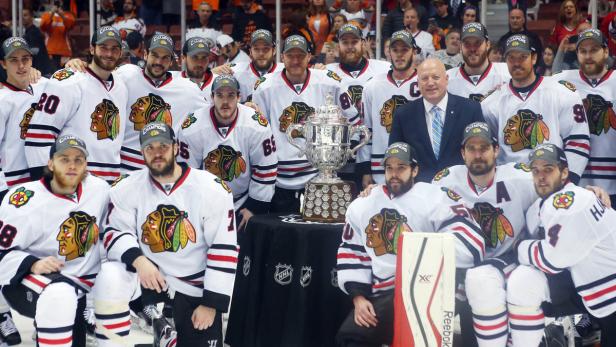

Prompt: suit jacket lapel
[{"left": 439, "top": 93, "right": 457, "bottom": 157}]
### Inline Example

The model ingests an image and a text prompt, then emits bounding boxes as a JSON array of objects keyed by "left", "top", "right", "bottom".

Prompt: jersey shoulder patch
[
  {"left": 433, "top": 167, "right": 450, "bottom": 182},
  {"left": 254, "top": 76, "right": 266, "bottom": 90},
  {"left": 514, "top": 162, "right": 531, "bottom": 172},
  {"left": 558, "top": 80, "right": 576, "bottom": 92},
  {"left": 326, "top": 70, "right": 342, "bottom": 82},
  {"left": 215, "top": 177, "right": 232, "bottom": 194},
  {"left": 111, "top": 174, "right": 129, "bottom": 187},
  {"left": 8, "top": 187, "right": 35, "bottom": 208},
  {"left": 251, "top": 111, "right": 268, "bottom": 127},
  {"left": 181, "top": 113, "right": 197, "bottom": 129},
  {"left": 51, "top": 68, "right": 75, "bottom": 81},
  {"left": 441, "top": 186, "right": 462, "bottom": 201},
  {"left": 552, "top": 191, "right": 575, "bottom": 209}
]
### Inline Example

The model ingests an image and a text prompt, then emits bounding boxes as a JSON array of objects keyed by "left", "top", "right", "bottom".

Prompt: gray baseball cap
[
  {"left": 183, "top": 37, "right": 210, "bottom": 56},
  {"left": 283, "top": 35, "right": 309, "bottom": 54},
  {"left": 139, "top": 122, "right": 175, "bottom": 149},
  {"left": 382, "top": 142, "right": 418, "bottom": 166},
  {"left": 148, "top": 32, "right": 174, "bottom": 54},
  {"left": 2, "top": 37, "right": 33, "bottom": 59},
  {"left": 251, "top": 29, "right": 274, "bottom": 46},
  {"left": 462, "top": 122, "right": 497, "bottom": 145},
  {"left": 504, "top": 34, "right": 534, "bottom": 55},
  {"left": 389, "top": 30, "right": 416, "bottom": 49},
  {"left": 91, "top": 26, "right": 122, "bottom": 46},
  {"left": 577, "top": 28, "right": 607, "bottom": 49},
  {"left": 338, "top": 24, "right": 363, "bottom": 40},
  {"left": 528, "top": 144, "right": 568, "bottom": 167},
  {"left": 461, "top": 22, "right": 489, "bottom": 41},
  {"left": 50, "top": 135, "right": 89, "bottom": 158},
  {"left": 211, "top": 74, "right": 240, "bottom": 93}
]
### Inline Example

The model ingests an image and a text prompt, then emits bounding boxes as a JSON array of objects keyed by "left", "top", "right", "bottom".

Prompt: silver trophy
[{"left": 287, "top": 94, "right": 370, "bottom": 222}]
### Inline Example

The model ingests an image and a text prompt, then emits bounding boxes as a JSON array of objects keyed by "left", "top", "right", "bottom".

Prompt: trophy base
[{"left": 302, "top": 180, "right": 356, "bottom": 223}]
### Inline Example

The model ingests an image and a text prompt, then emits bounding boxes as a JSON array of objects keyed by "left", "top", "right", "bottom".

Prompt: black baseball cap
[
  {"left": 91, "top": 26, "right": 122, "bottom": 46},
  {"left": 461, "top": 22, "right": 489, "bottom": 41},
  {"left": 139, "top": 122, "right": 175, "bottom": 149},
  {"left": 461, "top": 122, "right": 497, "bottom": 145},
  {"left": 504, "top": 34, "right": 534, "bottom": 56},
  {"left": 251, "top": 29, "right": 274, "bottom": 46},
  {"left": 528, "top": 144, "right": 568, "bottom": 167},
  {"left": 148, "top": 32, "right": 174, "bottom": 54},
  {"left": 338, "top": 24, "right": 363, "bottom": 40},
  {"left": 211, "top": 74, "right": 240, "bottom": 93},
  {"left": 576, "top": 28, "right": 607, "bottom": 49},
  {"left": 2, "top": 37, "right": 33, "bottom": 59},
  {"left": 382, "top": 142, "right": 418, "bottom": 166},
  {"left": 182, "top": 37, "right": 210, "bottom": 56},
  {"left": 50, "top": 135, "right": 89, "bottom": 158}
]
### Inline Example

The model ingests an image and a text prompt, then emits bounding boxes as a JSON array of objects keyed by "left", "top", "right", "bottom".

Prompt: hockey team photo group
[{"left": 0, "top": 0, "right": 615, "bottom": 346}]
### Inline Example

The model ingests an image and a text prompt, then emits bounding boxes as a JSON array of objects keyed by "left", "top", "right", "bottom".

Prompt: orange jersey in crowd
[{"left": 40, "top": 11, "right": 75, "bottom": 57}]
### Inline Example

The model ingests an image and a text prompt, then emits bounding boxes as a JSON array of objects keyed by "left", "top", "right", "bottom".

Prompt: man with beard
[
  {"left": 357, "top": 30, "right": 421, "bottom": 187},
  {"left": 403, "top": 8, "right": 435, "bottom": 59},
  {"left": 94, "top": 122, "right": 237, "bottom": 347},
  {"left": 112, "top": 0, "right": 146, "bottom": 38},
  {"left": 497, "top": 8, "right": 543, "bottom": 71},
  {"left": 176, "top": 37, "right": 217, "bottom": 100},
  {"left": 177, "top": 75, "right": 277, "bottom": 230},
  {"left": 336, "top": 142, "right": 484, "bottom": 346},
  {"left": 447, "top": 23, "right": 510, "bottom": 101},
  {"left": 553, "top": 29, "right": 616, "bottom": 206},
  {"left": 481, "top": 34, "right": 590, "bottom": 184},
  {"left": 251, "top": 35, "right": 360, "bottom": 213},
  {"left": 25, "top": 26, "right": 129, "bottom": 183},
  {"left": 506, "top": 144, "right": 616, "bottom": 347},
  {"left": 0, "top": 135, "right": 109, "bottom": 347}
]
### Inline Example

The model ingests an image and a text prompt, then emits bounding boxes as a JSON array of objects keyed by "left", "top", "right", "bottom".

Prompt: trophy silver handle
[
  {"left": 286, "top": 123, "right": 305, "bottom": 154},
  {"left": 349, "top": 125, "right": 371, "bottom": 159}
]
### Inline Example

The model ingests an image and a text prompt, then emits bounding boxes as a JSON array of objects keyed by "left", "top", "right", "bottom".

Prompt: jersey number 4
[{"left": 0, "top": 220, "right": 18, "bottom": 248}]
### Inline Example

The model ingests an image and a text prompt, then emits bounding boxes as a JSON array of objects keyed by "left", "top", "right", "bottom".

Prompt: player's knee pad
[
  {"left": 507, "top": 265, "right": 549, "bottom": 307},
  {"left": 465, "top": 264, "right": 506, "bottom": 312},
  {"left": 35, "top": 282, "right": 78, "bottom": 347},
  {"left": 93, "top": 261, "right": 137, "bottom": 302}
]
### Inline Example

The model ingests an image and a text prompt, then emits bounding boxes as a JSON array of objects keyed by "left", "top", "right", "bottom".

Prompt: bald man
[
  {"left": 389, "top": 58, "right": 485, "bottom": 182},
  {"left": 497, "top": 8, "right": 544, "bottom": 68}
]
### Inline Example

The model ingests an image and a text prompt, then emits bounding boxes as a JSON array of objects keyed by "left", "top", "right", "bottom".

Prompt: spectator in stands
[
  {"left": 40, "top": 0, "right": 75, "bottom": 68},
  {"left": 382, "top": 0, "right": 415, "bottom": 41},
  {"left": 190, "top": 2, "right": 221, "bottom": 30},
  {"left": 125, "top": 30, "right": 145, "bottom": 66},
  {"left": 541, "top": 44, "right": 556, "bottom": 76},
  {"left": 217, "top": 34, "right": 251, "bottom": 64},
  {"left": 22, "top": 8, "right": 55, "bottom": 76},
  {"left": 307, "top": 0, "right": 331, "bottom": 55},
  {"left": 113, "top": 0, "right": 146, "bottom": 38},
  {"left": 382, "top": 37, "right": 392, "bottom": 61},
  {"left": 336, "top": 0, "right": 373, "bottom": 37},
  {"left": 100, "top": 0, "right": 120, "bottom": 26},
  {"left": 432, "top": 28, "right": 462, "bottom": 69},
  {"left": 552, "top": 21, "right": 593, "bottom": 73},
  {"left": 404, "top": 8, "right": 435, "bottom": 58},
  {"left": 548, "top": 0, "right": 587, "bottom": 46},
  {"left": 232, "top": 0, "right": 273, "bottom": 49},
  {"left": 282, "top": 10, "right": 316, "bottom": 54},
  {"left": 487, "top": 42, "right": 503, "bottom": 62},
  {"left": 461, "top": 5, "right": 478, "bottom": 26},
  {"left": 322, "top": 41, "right": 339, "bottom": 64},
  {"left": 326, "top": 14, "right": 348, "bottom": 43},
  {"left": 430, "top": 0, "right": 460, "bottom": 31},
  {"left": 600, "top": 10, "right": 616, "bottom": 56},
  {"left": 498, "top": 8, "right": 543, "bottom": 67}
]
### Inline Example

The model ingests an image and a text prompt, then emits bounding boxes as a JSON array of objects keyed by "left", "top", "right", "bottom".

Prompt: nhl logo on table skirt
[
  {"left": 243, "top": 256, "right": 251, "bottom": 276},
  {"left": 300, "top": 266, "right": 313, "bottom": 287},
  {"left": 274, "top": 263, "right": 293, "bottom": 285},
  {"left": 331, "top": 268, "right": 339, "bottom": 288}
]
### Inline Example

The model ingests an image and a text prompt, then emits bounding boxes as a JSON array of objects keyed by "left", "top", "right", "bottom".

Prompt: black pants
[
  {"left": 270, "top": 186, "right": 303, "bottom": 214},
  {"left": 2, "top": 281, "right": 87, "bottom": 347},
  {"left": 173, "top": 291, "right": 223, "bottom": 347},
  {"left": 336, "top": 293, "right": 394, "bottom": 347}
]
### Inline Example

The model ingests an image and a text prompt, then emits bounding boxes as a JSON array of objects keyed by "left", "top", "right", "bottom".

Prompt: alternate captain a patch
[
  {"left": 141, "top": 205, "right": 196, "bottom": 253},
  {"left": 553, "top": 191, "right": 575, "bottom": 209},
  {"left": 9, "top": 187, "right": 34, "bottom": 208}
]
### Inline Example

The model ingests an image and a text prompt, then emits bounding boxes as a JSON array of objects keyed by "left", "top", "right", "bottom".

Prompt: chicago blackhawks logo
[
  {"left": 252, "top": 112, "right": 268, "bottom": 127},
  {"left": 181, "top": 113, "right": 197, "bottom": 129},
  {"left": 583, "top": 94, "right": 616, "bottom": 135},
  {"left": 204, "top": 145, "right": 246, "bottom": 182},
  {"left": 9, "top": 187, "right": 34, "bottom": 208},
  {"left": 111, "top": 174, "right": 128, "bottom": 187},
  {"left": 90, "top": 98, "right": 120, "bottom": 140},
  {"left": 253, "top": 76, "right": 266, "bottom": 90},
  {"left": 514, "top": 163, "right": 531, "bottom": 172},
  {"left": 433, "top": 168, "right": 450, "bottom": 182},
  {"left": 19, "top": 103, "right": 36, "bottom": 139},
  {"left": 558, "top": 80, "right": 576, "bottom": 92},
  {"left": 51, "top": 69, "right": 74, "bottom": 81},
  {"left": 441, "top": 187, "right": 462, "bottom": 201},
  {"left": 327, "top": 70, "right": 342, "bottom": 82},
  {"left": 279, "top": 101, "right": 315, "bottom": 137},
  {"left": 471, "top": 202, "right": 514, "bottom": 248},
  {"left": 56, "top": 211, "right": 99, "bottom": 261},
  {"left": 380, "top": 95, "right": 408, "bottom": 133},
  {"left": 552, "top": 191, "right": 574, "bottom": 209},
  {"left": 469, "top": 94, "right": 485, "bottom": 102},
  {"left": 365, "top": 208, "right": 411, "bottom": 256},
  {"left": 215, "top": 177, "right": 232, "bottom": 193},
  {"left": 130, "top": 93, "right": 172, "bottom": 131},
  {"left": 504, "top": 109, "right": 550, "bottom": 152},
  {"left": 141, "top": 204, "right": 197, "bottom": 253},
  {"left": 347, "top": 85, "right": 364, "bottom": 112}
]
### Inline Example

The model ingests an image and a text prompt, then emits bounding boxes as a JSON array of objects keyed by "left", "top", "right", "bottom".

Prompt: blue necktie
[{"left": 431, "top": 105, "right": 443, "bottom": 159}]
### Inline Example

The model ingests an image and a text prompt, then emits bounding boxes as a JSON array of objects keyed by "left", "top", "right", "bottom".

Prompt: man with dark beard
[
  {"left": 176, "top": 37, "right": 217, "bottom": 100},
  {"left": 554, "top": 29, "right": 616, "bottom": 207},
  {"left": 447, "top": 22, "right": 510, "bottom": 101},
  {"left": 25, "top": 26, "right": 129, "bottom": 183},
  {"left": 336, "top": 141, "right": 484, "bottom": 347}
]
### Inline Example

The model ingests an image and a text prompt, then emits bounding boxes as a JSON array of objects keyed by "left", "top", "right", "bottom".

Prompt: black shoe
[
  {"left": 152, "top": 317, "right": 177, "bottom": 347},
  {"left": 541, "top": 322, "right": 566, "bottom": 347},
  {"left": 0, "top": 312, "right": 21, "bottom": 346}
]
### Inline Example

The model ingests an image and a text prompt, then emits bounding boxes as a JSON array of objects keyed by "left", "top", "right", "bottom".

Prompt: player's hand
[
  {"left": 31, "top": 256, "right": 64, "bottom": 275},
  {"left": 238, "top": 208, "right": 254, "bottom": 231},
  {"left": 359, "top": 183, "right": 377, "bottom": 198},
  {"left": 312, "top": 63, "right": 326, "bottom": 70},
  {"left": 211, "top": 64, "right": 234, "bottom": 75},
  {"left": 353, "top": 295, "right": 378, "bottom": 328},
  {"left": 585, "top": 185, "right": 612, "bottom": 208},
  {"left": 191, "top": 305, "right": 216, "bottom": 330},
  {"left": 28, "top": 68, "right": 42, "bottom": 84},
  {"left": 133, "top": 256, "right": 167, "bottom": 293},
  {"left": 362, "top": 174, "right": 374, "bottom": 189},
  {"left": 65, "top": 58, "right": 88, "bottom": 72},
  {"left": 243, "top": 101, "right": 260, "bottom": 113}
]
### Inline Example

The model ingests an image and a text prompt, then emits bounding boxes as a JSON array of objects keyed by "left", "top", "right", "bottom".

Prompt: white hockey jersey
[
  {"left": 519, "top": 182, "right": 616, "bottom": 318},
  {"left": 252, "top": 68, "right": 361, "bottom": 189},
  {"left": 114, "top": 64, "right": 208, "bottom": 172},
  {"left": 176, "top": 104, "right": 277, "bottom": 210},
  {"left": 446, "top": 62, "right": 510, "bottom": 101},
  {"left": 112, "top": 17, "right": 146, "bottom": 37},
  {"left": 411, "top": 30, "right": 436, "bottom": 59},
  {"left": 230, "top": 61, "right": 284, "bottom": 102},
  {"left": 337, "top": 183, "right": 484, "bottom": 295},
  {"left": 102, "top": 166, "right": 238, "bottom": 308},
  {"left": 432, "top": 162, "right": 537, "bottom": 261},
  {"left": 0, "top": 175, "right": 109, "bottom": 294},
  {"left": 481, "top": 76, "right": 590, "bottom": 179},
  {"left": 170, "top": 70, "right": 216, "bottom": 103},
  {"left": 0, "top": 79, "right": 48, "bottom": 189},
  {"left": 553, "top": 69, "right": 616, "bottom": 195},
  {"left": 357, "top": 71, "right": 421, "bottom": 183},
  {"left": 25, "top": 68, "right": 129, "bottom": 182}
]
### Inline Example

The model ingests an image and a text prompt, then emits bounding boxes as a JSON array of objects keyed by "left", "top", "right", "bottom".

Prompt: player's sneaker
[
  {"left": 541, "top": 321, "right": 567, "bottom": 347},
  {"left": 0, "top": 312, "right": 21, "bottom": 346}
]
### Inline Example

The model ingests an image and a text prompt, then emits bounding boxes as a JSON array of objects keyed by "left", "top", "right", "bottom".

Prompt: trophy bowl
[{"left": 287, "top": 94, "right": 370, "bottom": 222}]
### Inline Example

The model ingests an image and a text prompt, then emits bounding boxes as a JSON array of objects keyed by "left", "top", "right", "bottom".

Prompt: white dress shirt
[{"left": 423, "top": 93, "right": 448, "bottom": 150}]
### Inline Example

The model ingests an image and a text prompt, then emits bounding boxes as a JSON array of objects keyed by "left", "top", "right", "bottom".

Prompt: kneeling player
[
  {"left": 335, "top": 142, "right": 485, "bottom": 346},
  {"left": 0, "top": 135, "right": 109, "bottom": 347},
  {"left": 95, "top": 122, "right": 237, "bottom": 347},
  {"left": 507, "top": 144, "right": 616, "bottom": 347}
]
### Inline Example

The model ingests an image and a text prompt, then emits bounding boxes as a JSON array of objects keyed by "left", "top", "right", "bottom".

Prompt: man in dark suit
[{"left": 389, "top": 58, "right": 484, "bottom": 182}]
